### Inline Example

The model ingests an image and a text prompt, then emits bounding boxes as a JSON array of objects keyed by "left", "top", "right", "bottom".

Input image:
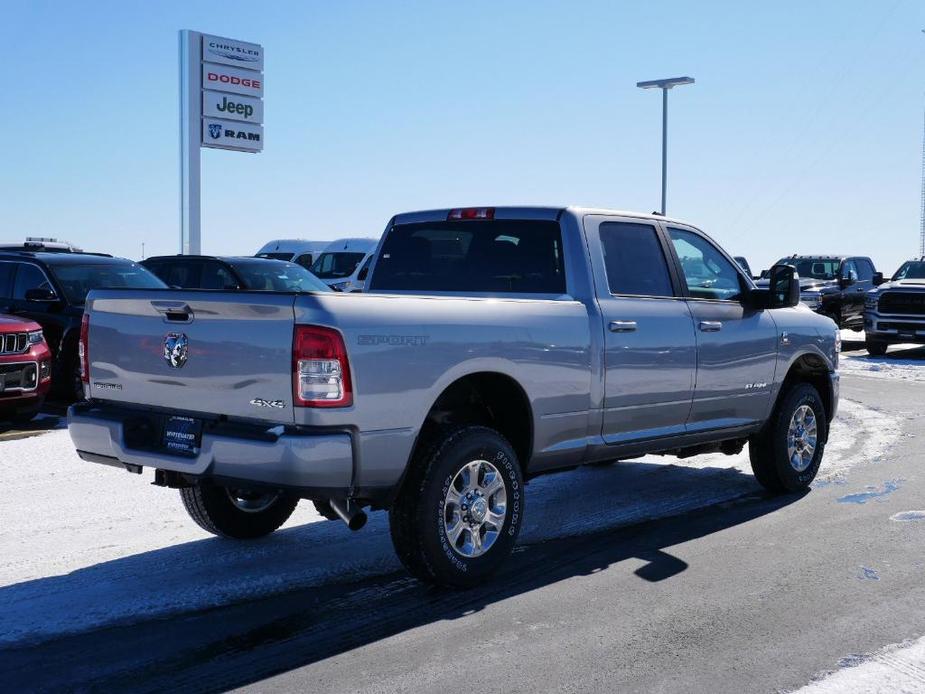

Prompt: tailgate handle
[{"left": 151, "top": 301, "right": 193, "bottom": 323}]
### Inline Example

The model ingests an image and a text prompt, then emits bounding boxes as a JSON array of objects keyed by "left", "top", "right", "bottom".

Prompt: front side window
[
  {"left": 842, "top": 260, "right": 859, "bottom": 281},
  {"left": 310, "top": 252, "right": 366, "bottom": 279},
  {"left": 370, "top": 220, "right": 566, "bottom": 294},
  {"left": 855, "top": 259, "right": 874, "bottom": 282},
  {"left": 668, "top": 228, "right": 743, "bottom": 301},
  {"left": 48, "top": 261, "right": 165, "bottom": 305},
  {"left": 13, "top": 264, "right": 54, "bottom": 300},
  {"left": 294, "top": 253, "right": 314, "bottom": 269},
  {"left": 599, "top": 222, "right": 674, "bottom": 297}
]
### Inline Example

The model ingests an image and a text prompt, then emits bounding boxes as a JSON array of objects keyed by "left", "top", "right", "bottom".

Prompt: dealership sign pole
[{"left": 179, "top": 30, "right": 264, "bottom": 255}]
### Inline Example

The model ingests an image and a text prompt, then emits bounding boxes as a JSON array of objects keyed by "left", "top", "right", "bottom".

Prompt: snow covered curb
[
  {"left": 793, "top": 636, "right": 925, "bottom": 693},
  {"left": 0, "top": 399, "right": 902, "bottom": 646}
]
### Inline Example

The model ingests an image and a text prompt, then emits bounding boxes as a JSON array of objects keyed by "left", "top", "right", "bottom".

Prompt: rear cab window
[{"left": 369, "top": 220, "right": 566, "bottom": 294}]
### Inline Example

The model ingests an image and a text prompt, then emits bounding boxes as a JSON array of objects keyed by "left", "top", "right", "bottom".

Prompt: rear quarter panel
[{"left": 293, "top": 292, "right": 593, "bottom": 489}]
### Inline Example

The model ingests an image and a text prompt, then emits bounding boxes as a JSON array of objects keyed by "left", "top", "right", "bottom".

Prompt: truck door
[
  {"left": 584, "top": 216, "right": 697, "bottom": 444},
  {"left": 665, "top": 226, "right": 778, "bottom": 431}
]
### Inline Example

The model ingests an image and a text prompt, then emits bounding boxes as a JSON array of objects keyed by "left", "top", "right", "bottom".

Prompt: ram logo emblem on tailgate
[
  {"left": 250, "top": 398, "right": 285, "bottom": 409},
  {"left": 163, "top": 332, "right": 189, "bottom": 369}
]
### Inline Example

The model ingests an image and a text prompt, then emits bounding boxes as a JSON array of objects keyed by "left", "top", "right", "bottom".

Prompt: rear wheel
[
  {"left": 389, "top": 426, "right": 524, "bottom": 588},
  {"left": 866, "top": 340, "right": 888, "bottom": 357},
  {"left": 180, "top": 484, "right": 298, "bottom": 539},
  {"left": 749, "top": 383, "right": 826, "bottom": 493}
]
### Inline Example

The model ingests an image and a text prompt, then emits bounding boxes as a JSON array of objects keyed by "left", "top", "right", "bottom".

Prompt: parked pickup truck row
[
  {"left": 864, "top": 257, "right": 925, "bottom": 355},
  {"left": 67, "top": 207, "right": 840, "bottom": 587}
]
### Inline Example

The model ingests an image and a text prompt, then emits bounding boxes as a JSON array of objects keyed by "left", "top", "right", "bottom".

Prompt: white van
[
  {"left": 255, "top": 240, "right": 330, "bottom": 270},
  {"left": 310, "top": 238, "right": 378, "bottom": 291}
]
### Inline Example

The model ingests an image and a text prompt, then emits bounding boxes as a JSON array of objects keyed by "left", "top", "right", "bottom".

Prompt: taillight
[
  {"left": 447, "top": 207, "right": 494, "bottom": 221},
  {"left": 78, "top": 313, "right": 90, "bottom": 384},
  {"left": 292, "top": 325, "right": 352, "bottom": 407}
]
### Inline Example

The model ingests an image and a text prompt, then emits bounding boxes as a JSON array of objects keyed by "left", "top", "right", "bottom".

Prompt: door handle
[
  {"left": 699, "top": 321, "right": 723, "bottom": 332},
  {"left": 609, "top": 320, "right": 637, "bottom": 333}
]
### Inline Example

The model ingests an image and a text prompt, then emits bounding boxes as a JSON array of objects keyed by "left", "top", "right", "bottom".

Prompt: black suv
[
  {"left": 140, "top": 255, "right": 330, "bottom": 292},
  {"left": 0, "top": 252, "right": 165, "bottom": 400},
  {"left": 762, "top": 255, "right": 879, "bottom": 329}
]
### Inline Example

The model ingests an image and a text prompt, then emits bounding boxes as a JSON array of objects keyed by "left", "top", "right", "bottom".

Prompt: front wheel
[
  {"left": 180, "top": 485, "right": 298, "bottom": 539},
  {"left": 749, "top": 383, "right": 827, "bottom": 493},
  {"left": 866, "top": 340, "right": 888, "bottom": 357},
  {"left": 389, "top": 426, "right": 524, "bottom": 588}
]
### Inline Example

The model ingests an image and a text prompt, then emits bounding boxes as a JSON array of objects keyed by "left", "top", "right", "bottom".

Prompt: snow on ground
[
  {"left": 839, "top": 329, "right": 925, "bottom": 383},
  {"left": 794, "top": 635, "right": 925, "bottom": 693},
  {"left": 0, "top": 399, "right": 902, "bottom": 646}
]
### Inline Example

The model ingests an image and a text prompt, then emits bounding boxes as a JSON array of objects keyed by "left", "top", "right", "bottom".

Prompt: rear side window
[
  {"left": 200, "top": 261, "right": 237, "bottom": 290},
  {"left": 146, "top": 260, "right": 200, "bottom": 289},
  {"left": 0, "top": 263, "right": 14, "bottom": 299},
  {"left": 371, "top": 220, "right": 566, "bottom": 294},
  {"left": 599, "top": 222, "right": 674, "bottom": 297}
]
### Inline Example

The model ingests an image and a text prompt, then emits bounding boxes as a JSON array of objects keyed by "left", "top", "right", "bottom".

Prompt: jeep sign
[
  {"left": 202, "top": 118, "right": 263, "bottom": 152},
  {"left": 202, "top": 90, "right": 263, "bottom": 124}
]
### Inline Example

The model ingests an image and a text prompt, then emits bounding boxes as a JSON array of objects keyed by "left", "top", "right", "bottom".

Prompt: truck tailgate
[{"left": 86, "top": 290, "right": 296, "bottom": 423}]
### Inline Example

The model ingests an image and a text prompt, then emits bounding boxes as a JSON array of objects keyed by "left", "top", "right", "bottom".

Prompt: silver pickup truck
[{"left": 68, "top": 207, "right": 840, "bottom": 587}]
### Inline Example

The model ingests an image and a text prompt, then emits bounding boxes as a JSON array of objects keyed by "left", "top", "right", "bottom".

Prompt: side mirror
[
  {"left": 768, "top": 264, "right": 800, "bottom": 309},
  {"left": 840, "top": 275, "right": 855, "bottom": 287},
  {"left": 25, "top": 287, "right": 58, "bottom": 302},
  {"left": 873, "top": 272, "right": 885, "bottom": 286}
]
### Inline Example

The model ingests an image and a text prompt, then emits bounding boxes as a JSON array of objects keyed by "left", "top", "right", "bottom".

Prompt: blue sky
[{"left": 2, "top": 1, "right": 924, "bottom": 274}]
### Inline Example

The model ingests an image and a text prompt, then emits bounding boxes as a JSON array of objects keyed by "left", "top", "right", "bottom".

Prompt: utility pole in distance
[{"left": 636, "top": 76, "right": 695, "bottom": 215}]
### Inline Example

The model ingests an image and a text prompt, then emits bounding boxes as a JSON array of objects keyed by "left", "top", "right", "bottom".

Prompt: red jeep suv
[{"left": 0, "top": 315, "right": 51, "bottom": 423}]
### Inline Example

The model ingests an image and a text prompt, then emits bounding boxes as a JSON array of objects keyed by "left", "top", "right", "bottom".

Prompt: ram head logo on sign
[{"left": 208, "top": 123, "right": 222, "bottom": 139}]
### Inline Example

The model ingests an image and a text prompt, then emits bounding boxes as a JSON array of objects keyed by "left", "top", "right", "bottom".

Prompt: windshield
[
  {"left": 50, "top": 261, "right": 166, "bottom": 304},
  {"left": 310, "top": 252, "right": 366, "bottom": 279},
  {"left": 893, "top": 261, "right": 925, "bottom": 281},
  {"left": 228, "top": 260, "right": 330, "bottom": 292},
  {"left": 776, "top": 257, "right": 839, "bottom": 281}
]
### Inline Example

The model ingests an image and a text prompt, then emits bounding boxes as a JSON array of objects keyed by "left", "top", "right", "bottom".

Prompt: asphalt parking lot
[{"left": 2, "top": 338, "right": 925, "bottom": 692}]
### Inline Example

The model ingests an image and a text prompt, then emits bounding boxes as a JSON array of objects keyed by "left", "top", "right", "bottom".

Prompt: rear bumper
[
  {"left": 67, "top": 402, "right": 354, "bottom": 494},
  {"left": 864, "top": 311, "right": 925, "bottom": 344}
]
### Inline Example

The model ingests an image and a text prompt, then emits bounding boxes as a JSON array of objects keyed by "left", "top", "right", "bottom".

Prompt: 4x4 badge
[{"left": 164, "top": 332, "right": 189, "bottom": 369}]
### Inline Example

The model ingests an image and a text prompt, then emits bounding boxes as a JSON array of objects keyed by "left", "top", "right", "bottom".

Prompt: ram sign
[{"left": 202, "top": 118, "right": 263, "bottom": 152}]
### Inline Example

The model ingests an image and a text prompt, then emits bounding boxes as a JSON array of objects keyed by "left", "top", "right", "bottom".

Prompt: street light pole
[{"left": 637, "top": 76, "right": 695, "bottom": 215}]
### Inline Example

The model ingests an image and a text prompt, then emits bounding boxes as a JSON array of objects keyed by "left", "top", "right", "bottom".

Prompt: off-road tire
[
  {"left": 749, "top": 383, "right": 827, "bottom": 493},
  {"left": 389, "top": 425, "right": 524, "bottom": 588},
  {"left": 180, "top": 485, "right": 298, "bottom": 539},
  {"left": 866, "top": 340, "right": 888, "bottom": 357}
]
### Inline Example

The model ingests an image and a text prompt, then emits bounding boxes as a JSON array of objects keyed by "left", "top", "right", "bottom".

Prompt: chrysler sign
[{"left": 202, "top": 34, "right": 264, "bottom": 71}]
